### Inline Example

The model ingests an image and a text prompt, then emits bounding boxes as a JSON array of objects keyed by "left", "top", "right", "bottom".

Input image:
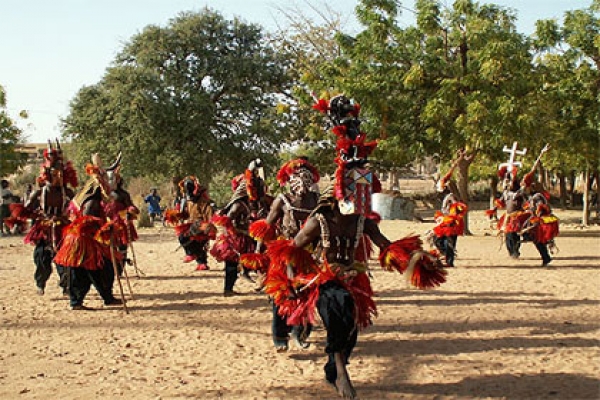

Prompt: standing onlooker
[
  {"left": 0, "top": 180, "right": 15, "bottom": 236},
  {"left": 144, "top": 188, "right": 162, "bottom": 223},
  {"left": 24, "top": 184, "right": 33, "bottom": 203}
]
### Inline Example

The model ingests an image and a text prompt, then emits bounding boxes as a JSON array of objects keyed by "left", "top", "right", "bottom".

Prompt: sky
[{"left": 0, "top": 0, "right": 593, "bottom": 144}]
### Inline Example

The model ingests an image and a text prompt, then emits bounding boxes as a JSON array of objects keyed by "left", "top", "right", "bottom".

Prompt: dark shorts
[{"left": 0, "top": 204, "right": 10, "bottom": 220}]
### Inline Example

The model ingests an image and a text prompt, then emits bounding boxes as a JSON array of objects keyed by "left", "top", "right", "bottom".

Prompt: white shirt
[{"left": 1, "top": 187, "right": 14, "bottom": 205}]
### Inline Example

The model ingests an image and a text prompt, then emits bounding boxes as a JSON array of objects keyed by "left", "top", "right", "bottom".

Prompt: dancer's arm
[{"left": 363, "top": 218, "right": 391, "bottom": 249}]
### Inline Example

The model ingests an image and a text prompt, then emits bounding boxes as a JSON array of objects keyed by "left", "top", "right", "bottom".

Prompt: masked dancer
[
  {"left": 54, "top": 153, "right": 123, "bottom": 310},
  {"left": 264, "top": 95, "right": 448, "bottom": 399},
  {"left": 240, "top": 158, "right": 320, "bottom": 351},
  {"left": 166, "top": 176, "right": 216, "bottom": 271},
  {"left": 520, "top": 145, "right": 559, "bottom": 266},
  {"left": 211, "top": 159, "right": 270, "bottom": 296},
  {"left": 23, "top": 140, "right": 78, "bottom": 295},
  {"left": 103, "top": 157, "right": 140, "bottom": 276},
  {"left": 429, "top": 150, "right": 468, "bottom": 267},
  {"left": 487, "top": 142, "right": 530, "bottom": 259}
]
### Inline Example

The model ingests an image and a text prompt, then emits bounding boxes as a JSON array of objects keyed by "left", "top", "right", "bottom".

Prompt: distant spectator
[
  {"left": 144, "top": 188, "right": 162, "bottom": 223},
  {"left": 1, "top": 180, "right": 15, "bottom": 235},
  {"left": 24, "top": 183, "right": 33, "bottom": 203},
  {"left": 173, "top": 194, "right": 182, "bottom": 212}
]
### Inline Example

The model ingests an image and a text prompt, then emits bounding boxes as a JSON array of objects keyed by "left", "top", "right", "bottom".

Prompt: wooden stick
[
  {"left": 109, "top": 233, "right": 129, "bottom": 314},
  {"left": 121, "top": 257, "right": 134, "bottom": 300},
  {"left": 128, "top": 238, "right": 145, "bottom": 278},
  {"left": 126, "top": 221, "right": 145, "bottom": 278},
  {"left": 532, "top": 144, "right": 550, "bottom": 171}
]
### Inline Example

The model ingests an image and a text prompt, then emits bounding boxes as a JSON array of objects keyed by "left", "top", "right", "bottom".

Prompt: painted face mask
[
  {"left": 289, "top": 168, "right": 315, "bottom": 196},
  {"left": 276, "top": 158, "right": 320, "bottom": 198},
  {"left": 179, "top": 176, "right": 205, "bottom": 201},
  {"left": 40, "top": 140, "right": 64, "bottom": 187}
]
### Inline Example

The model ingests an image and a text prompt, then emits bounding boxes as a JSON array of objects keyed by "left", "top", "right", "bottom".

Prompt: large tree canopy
[
  {"left": 63, "top": 8, "right": 295, "bottom": 181},
  {"left": 307, "top": 0, "right": 539, "bottom": 212},
  {"left": 533, "top": 2, "right": 599, "bottom": 223},
  {"left": 533, "top": 3, "right": 599, "bottom": 174}
]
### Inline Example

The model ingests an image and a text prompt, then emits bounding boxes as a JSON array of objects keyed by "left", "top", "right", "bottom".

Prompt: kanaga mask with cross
[{"left": 312, "top": 95, "right": 381, "bottom": 215}]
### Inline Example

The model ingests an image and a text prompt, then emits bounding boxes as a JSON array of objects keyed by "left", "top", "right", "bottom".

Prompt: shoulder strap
[{"left": 315, "top": 213, "right": 330, "bottom": 249}]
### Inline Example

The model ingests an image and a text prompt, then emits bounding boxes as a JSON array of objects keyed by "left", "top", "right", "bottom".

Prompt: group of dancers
[
  {"left": 4, "top": 95, "right": 559, "bottom": 399},
  {"left": 427, "top": 142, "right": 559, "bottom": 269},
  {"left": 16, "top": 142, "right": 138, "bottom": 311},
  {"left": 163, "top": 95, "right": 449, "bottom": 398},
  {"left": 486, "top": 143, "right": 560, "bottom": 266}
]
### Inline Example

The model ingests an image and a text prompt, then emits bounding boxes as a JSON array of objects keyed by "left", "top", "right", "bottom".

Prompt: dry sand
[{"left": 1, "top": 209, "right": 599, "bottom": 400}]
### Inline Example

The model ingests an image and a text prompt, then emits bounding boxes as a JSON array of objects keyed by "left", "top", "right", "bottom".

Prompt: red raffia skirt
[
  {"left": 500, "top": 211, "right": 531, "bottom": 233},
  {"left": 532, "top": 215, "right": 560, "bottom": 244},
  {"left": 54, "top": 216, "right": 111, "bottom": 270}
]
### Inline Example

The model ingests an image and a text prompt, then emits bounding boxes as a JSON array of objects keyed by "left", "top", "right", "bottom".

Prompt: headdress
[
  {"left": 222, "top": 159, "right": 267, "bottom": 213},
  {"left": 178, "top": 175, "right": 208, "bottom": 200},
  {"left": 312, "top": 95, "right": 381, "bottom": 215},
  {"left": 73, "top": 152, "right": 121, "bottom": 208},
  {"left": 38, "top": 139, "right": 78, "bottom": 188},
  {"left": 436, "top": 151, "right": 464, "bottom": 194},
  {"left": 498, "top": 142, "right": 527, "bottom": 191},
  {"left": 245, "top": 158, "right": 265, "bottom": 201},
  {"left": 276, "top": 158, "right": 320, "bottom": 186}
]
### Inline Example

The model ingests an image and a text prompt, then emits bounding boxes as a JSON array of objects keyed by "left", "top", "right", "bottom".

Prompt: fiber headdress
[
  {"left": 276, "top": 158, "right": 320, "bottom": 186},
  {"left": 222, "top": 159, "right": 266, "bottom": 214}
]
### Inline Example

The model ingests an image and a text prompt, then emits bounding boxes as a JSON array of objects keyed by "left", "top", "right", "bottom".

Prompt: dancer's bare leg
[{"left": 334, "top": 352, "right": 356, "bottom": 399}]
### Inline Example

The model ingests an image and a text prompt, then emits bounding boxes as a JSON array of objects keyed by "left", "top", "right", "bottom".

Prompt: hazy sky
[{"left": 0, "top": 0, "right": 593, "bottom": 143}]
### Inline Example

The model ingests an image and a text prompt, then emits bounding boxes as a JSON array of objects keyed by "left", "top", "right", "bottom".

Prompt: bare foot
[
  {"left": 275, "top": 344, "right": 288, "bottom": 353},
  {"left": 335, "top": 374, "right": 357, "bottom": 399},
  {"left": 240, "top": 271, "right": 255, "bottom": 283},
  {"left": 334, "top": 352, "right": 357, "bottom": 399},
  {"left": 291, "top": 331, "right": 310, "bottom": 349}
]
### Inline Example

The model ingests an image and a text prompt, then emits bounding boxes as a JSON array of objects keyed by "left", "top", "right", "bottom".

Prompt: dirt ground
[{"left": 1, "top": 208, "right": 599, "bottom": 400}]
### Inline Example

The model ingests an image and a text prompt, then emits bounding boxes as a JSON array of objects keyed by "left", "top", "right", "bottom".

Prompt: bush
[{"left": 136, "top": 203, "right": 153, "bottom": 228}]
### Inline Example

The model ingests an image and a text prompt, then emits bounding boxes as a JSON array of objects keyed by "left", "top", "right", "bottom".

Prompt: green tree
[
  {"left": 316, "top": 0, "right": 426, "bottom": 170},
  {"left": 533, "top": 3, "right": 600, "bottom": 224},
  {"left": 313, "top": 0, "right": 538, "bottom": 231},
  {"left": 413, "top": 0, "right": 538, "bottom": 206},
  {"left": 63, "top": 8, "right": 295, "bottom": 183},
  {"left": 0, "top": 85, "right": 28, "bottom": 177},
  {"left": 268, "top": 3, "right": 351, "bottom": 176}
]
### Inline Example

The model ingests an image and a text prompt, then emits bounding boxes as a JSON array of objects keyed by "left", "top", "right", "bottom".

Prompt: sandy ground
[{"left": 1, "top": 209, "right": 599, "bottom": 400}]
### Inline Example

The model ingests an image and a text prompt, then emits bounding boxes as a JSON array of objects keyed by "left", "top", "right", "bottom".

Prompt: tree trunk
[
  {"left": 568, "top": 170, "right": 577, "bottom": 207},
  {"left": 558, "top": 172, "right": 567, "bottom": 209},
  {"left": 582, "top": 169, "right": 590, "bottom": 226},
  {"left": 538, "top": 162, "right": 547, "bottom": 189},
  {"left": 489, "top": 175, "right": 498, "bottom": 209},
  {"left": 595, "top": 170, "right": 600, "bottom": 219},
  {"left": 389, "top": 169, "right": 400, "bottom": 191},
  {"left": 455, "top": 157, "right": 472, "bottom": 235}
]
